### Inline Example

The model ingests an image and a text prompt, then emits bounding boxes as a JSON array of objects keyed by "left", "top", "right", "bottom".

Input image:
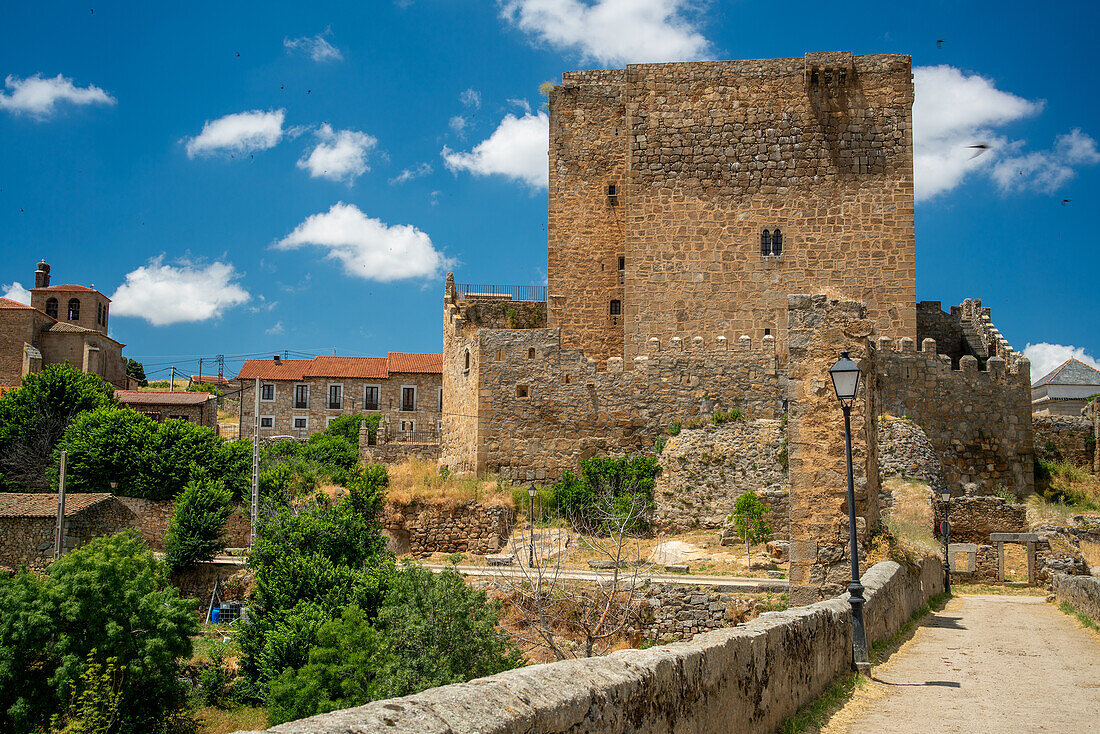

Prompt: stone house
[
  {"left": 237, "top": 352, "right": 443, "bottom": 441},
  {"left": 115, "top": 390, "right": 219, "bottom": 429},
  {"left": 0, "top": 260, "right": 127, "bottom": 388},
  {"left": 1031, "top": 358, "right": 1100, "bottom": 416},
  {"left": 0, "top": 493, "right": 135, "bottom": 571}
]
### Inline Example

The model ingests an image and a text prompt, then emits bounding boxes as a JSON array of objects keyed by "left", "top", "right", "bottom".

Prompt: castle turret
[{"left": 34, "top": 260, "right": 50, "bottom": 289}]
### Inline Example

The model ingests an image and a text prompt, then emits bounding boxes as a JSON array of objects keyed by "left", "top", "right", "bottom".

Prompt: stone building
[
  {"left": 115, "top": 390, "right": 218, "bottom": 429},
  {"left": 237, "top": 352, "right": 442, "bottom": 441},
  {"left": 0, "top": 493, "right": 134, "bottom": 571},
  {"left": 1031, "top": 358, "right": 1100, "bottom": 416},
  {"left": 0, "top": 260, "right": 127, "bottom": 387}
]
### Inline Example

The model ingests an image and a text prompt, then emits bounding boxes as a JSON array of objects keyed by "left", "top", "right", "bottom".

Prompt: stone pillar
[{"left": 786, "top": 295, "right": 880, "bottom": 605}]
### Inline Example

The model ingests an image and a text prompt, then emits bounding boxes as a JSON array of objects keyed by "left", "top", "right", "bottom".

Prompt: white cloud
[
  {"left": 185, "top": 109, "right": 286, "bottom": 158},
  {"left": 991, "top": 129, "right": 1100, "bottom": 193},
  {"left": 912, "top": 65, "right": 1042, "bottom": 201},
  {"left": 265, "top": 321, "right": 285, "bottom": 336},
  {"left": 442, "top": 111, "right": 549, "bottom": 188},
  {"left": 449, "top": 115, "right": 468, "bottom": 135},
  {"left": 508, "top": 97, "right": 532, "bottom": 114},
  {"left": 500, "top": 0, "right": 711, "bottom": 66},
  {"left": 460, "top": 88, "right": 481, "bottom": 109},
  {"left": 389, "top": 162, "right": 433, "bottom": 185},
  {"left": 273, "top": 202, "right": 452, "bottom": 281},
  {"left": 1025, "top": 342, "right": 1100, "bottom": 383},
  {"left": 0, "top": 73, "right": 116, "bottom": 118},
  {"left": 284, "top": 29, "right": 343, "bottom": 62},
  {"left": 1, "top": 281, "right": 31, "bottom": 304},
  {"left": 297, "top": 124, "right": 377, "bottom": 184},
  {"left": 110, "top": 257, "right": 251, "bottom": 326}
]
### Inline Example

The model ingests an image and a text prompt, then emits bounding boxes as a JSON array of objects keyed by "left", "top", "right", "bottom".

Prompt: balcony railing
[{"left": 456, "top": 284, "right": 547, "bottom": 302}]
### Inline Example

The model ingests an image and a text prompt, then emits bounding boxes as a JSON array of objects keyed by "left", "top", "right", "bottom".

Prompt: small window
[
  {"left": 437, "top": 387, "right": 443, "bottom": 412},
  {"left": 67, "top": 298, "right": 80, "bottom": 321},
  {"left": 516, "top": 385, "right": 529, "bottom": 398},
  {"left": 401, "top": 386, "right": 416, "bottom": 412},
  {"left": 527, "top": 347, "right": 536, "bottom": 359},
  {"left": 328, "top": 384, "right": 343, "bottom": 410},
  {"left": 463, "top": 349, "right": 471, "bottom": 374},
  {"left": 563, "top": 374, "right": 571, "bottom": 385},
  {"left": 260, "top": 383, "right": 275, "bottom": 401},
  {"left": 607, "top": 182, "right": 619, "bottom": 205},
  {"left": 45, "top": 298, "right": 58, "bottom": 319},
  {"left": 760, "top": 230, "right": 771, "bottom": 257},
  {"left": 259, "top": 416, "right": 274, "bottom": 428},
  {"left": 772, "top": 229, "right": 783, "bottom": 256},
  {"left": 293, "top": 417, "right": 308, "bottom": 430},
  {"left": 609, "top": 300, "right": 621, "bottom": 315},
  {"left": 400, "top": 419, "right": 415, "bottom": 432},
  {"left": 764, "top": 328, "right": 771, "bottom": 336},
  {"left": 617, "top": 256, "right": 625, "bottom": 271},
  {"left": 495, "top": 348, "right": 505, "bottom": 361},
  {"left": 96, "top": 302, "right": 102, "bottom": 324},
  {"left": 294, "top": 384, "right": 309, "bottom": 409},
  {"left": 364, "top": 385, "right": 380, "bottom": 411}
]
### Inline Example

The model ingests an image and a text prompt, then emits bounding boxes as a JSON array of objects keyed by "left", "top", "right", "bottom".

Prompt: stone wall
[
  {"left": 360, "top": 439, "right": 441, "bottom": 465},
  {"left": 546, "top": 54, "right": 915, "bottom": 366},
  {"left": 877, "top": 333, "right": 1034, "bottom": 497},
  {"left": 232, "top": 557, "right": 942, "bottom": 734},
  {"left": 787, "top": 295, "right": 880, "bottom": 605},
  {"left": 114, "top": 497, "right": 251, "bottom": 550},
  {"left": 654, "top": 420, "right": 788, "bottom": 534},
  {"left": 0, "top": 498, "right": 138, "bottom": 570},
  {"left": 443, "top": 311, "right": 785, "bottom": 481},
  {"left": 1033, "top": 414, "right": 1094, "bottom": 470},
  {"left": 1053, "top": 574, "right": 1100, "bottom": 621},
  {"left": 934, "top": 495, "right": 1028, "bottom": 544},
  {"left": 383, "top": 501, "right": 515, "bottom": 557},
  {"left": 642, "top": 584, "right": 782, "bottom": 643},
  {"left": 877, "top": 415, "right": 944, "bottom": 511},
  {"left": 915, "top": 301, "right": 967, "bottom": 367}
]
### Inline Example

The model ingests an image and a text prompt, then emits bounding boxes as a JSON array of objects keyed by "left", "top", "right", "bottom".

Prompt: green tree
[
  {"left": 186, "top": 381, "right": 221, "bottom": 397},
  {"left": 0, "top": 533, "right": 197, "bottom": 733},
  {"left": 266, "top": 567, "right": 523, "bottom": 726},
  {"left": 553, "top": 455, "right": 660, "bottom": 533},
  {"left": 164, "top": 477, "right": 234, "bottom": 573},
  {"left": 48, "top": 651, "right": 123, "bottom": 734},
  {"left": 0, "top": 364, "right": 116, "bottom": 491},
  {"left": 323, "top": 414, "right": 364, "bottom": 443},
  {"left": 124, "top": 359, "right": 146, "bottom": 387},
  {"left": 730, "top": 491, "right": 772, "bottom": 569}
]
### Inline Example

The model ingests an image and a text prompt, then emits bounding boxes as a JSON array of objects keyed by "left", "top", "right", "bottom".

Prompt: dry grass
[
  {"left": 195, "top": 706, "right": 267, "bottom": 734},
  {"left": 1081, "top": 541, "right": 1100, "bottom": 568},
  {"left": 386, "top": 459, "right": 515, "bottom": 508},
  {"left": 880, "top": 476, "right": 938, "bottom": 556}
]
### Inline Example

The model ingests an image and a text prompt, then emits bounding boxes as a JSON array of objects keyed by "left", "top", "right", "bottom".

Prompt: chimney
[
  {"left": 34, "top": 260, "right": 50, "bottom": 289},
  {"left": 273, "top": 355, "right": 281, "bottom": 365}
]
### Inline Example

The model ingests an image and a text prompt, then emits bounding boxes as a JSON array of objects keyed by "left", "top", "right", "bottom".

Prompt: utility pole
[
  {"left": 198, "top": 357, "right": 203, "bottom": 383},
  {"left": 170, "top": 366, "right": 176, "bottom": 391},
  {"left": 250, "top": 377, "right": 260, "bottom": 547},
  {"left": 217, "top": 354, "right": 225, "bottom": 380},
  {"left": 54, "top": 451, "right": 67, "bottom": 560}
]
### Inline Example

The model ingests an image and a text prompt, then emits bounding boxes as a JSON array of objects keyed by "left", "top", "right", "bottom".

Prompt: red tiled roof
[
  {"left": 236, "top": 359, "right": 312, "bottom": 380},
  {"left": 0, "top": 492, "right": 114, "bottom": 518},
  {"left": 305, "top": 356, "right": 389, "bottom": 379},
  {"left": 387, "top": 352, "right": 443, "bottom": 374},
  {"left": 0, "top": 297, "right": 34, "bottom": 309},
  {"left": 190, "top": 375, "right": 232, "bottom": 386},
  {"left": 31, "top": 285, "right": 107, "bottom": 300},
  {"left": 115, "top": 390, "right": 214, "bottom": 406}
]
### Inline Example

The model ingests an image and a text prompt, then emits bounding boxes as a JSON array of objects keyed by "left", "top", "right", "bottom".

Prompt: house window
[
  {"left": 401, "top": 386, "right": 416, "bottom": 412},
  {"left": 772, "top": 229, "right": 783, "bottom": 256},
  {"left": 259, "top": 416, "right": 274, "bottom": 428},
  {"left": 45, "top": 298, "right": 58, "bottom": 319},
  {"left": 760, "top": 229, "right": 772, "bottom": 256},
  {"left": 606, "top": 182, "right": 618, "bottom": 206},
  {"left": 67, "top": 298, "right": 80, "bottom": 321},
  {"left": 293, "top": 417, "right": 308, "bottom": 430},
  {"left": 328, "top": 384, "right": 343, "bottom": 410},
  {"left": 294, "top": 384, "right": 309, "bottom": 409},
  {"left": 516, "top": 385, "right": 529, "bottom": 398},
  {"left": 437, "top": 387, "right": 443, "bottom": 412},
  {"left": 364, "top": 385, "right": 380, "bottom": 411},
  {"left": 609, "top": 300, "right": 621, "bottom": 315},
  {"left": 260, "top": 383, "right": 275, "bottom": 401},
  {"left": 400, "top": 419, "right": 416, "bottom": 433}
]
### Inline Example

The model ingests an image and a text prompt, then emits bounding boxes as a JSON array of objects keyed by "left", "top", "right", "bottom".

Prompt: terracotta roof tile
[
  {"left": 190, "top": 375, "right": 232, "bottom": 386},
  {"left": 236, "top": 359, "right": 312, "bottom": 380},
  {"left": 115, "top": 390, "right": 214, "bottom": 406},
  {"left": 305, "top": 356, "right": 389, "bottom": 379},
  {"left": 387, "top": 352, "right": 443, "bottom": 374},
  {"left": 31, "top": 284, "right": 106, "bottom": 298},
  {"left": 0, "top": 297, "right": 34, "bottom": 309},
  {"left": 0, "top": 493, "right": 114, "bottom": 518}
]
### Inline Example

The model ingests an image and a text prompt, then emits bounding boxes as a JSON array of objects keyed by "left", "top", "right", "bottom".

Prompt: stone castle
[{"left": 438, "top": 52, "right": 1036, "bottom": 603}]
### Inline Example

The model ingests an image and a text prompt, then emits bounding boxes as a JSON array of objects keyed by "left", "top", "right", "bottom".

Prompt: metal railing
[
  {"left": 456, "top": 284, "right": 547, "bottom": 302},
  {"left": 384, "top": 427, "right": 441, "bottom": 444}
]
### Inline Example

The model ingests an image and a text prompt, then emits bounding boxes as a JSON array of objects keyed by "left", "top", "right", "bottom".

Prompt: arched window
[
  {"left": 760, "top": 229, "right": 771, "bottom": 256},
  {"left": 45, "top": 298, "right": 58, "bottom": 319},
  {"left": 772, "top": 229, "right": 783, "bottom": 256},
  {"left": 67, "top": 298, "right": 80, "bottom": 321}
]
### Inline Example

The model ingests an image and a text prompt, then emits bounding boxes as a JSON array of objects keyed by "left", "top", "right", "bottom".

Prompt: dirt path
[{"left": 822, "top": 595, "right": 1100, "bottom": 733}]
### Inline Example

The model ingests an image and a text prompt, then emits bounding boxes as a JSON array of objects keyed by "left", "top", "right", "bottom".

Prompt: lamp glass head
[
  {"left": 829, "top": 350, "right": 861, "bottom": 405},
  {"left": 941, "top": 490, "right": 951, "bottom": 502},
  {"left": 528, "top": 485, "right": 537, "bottom": 498}
]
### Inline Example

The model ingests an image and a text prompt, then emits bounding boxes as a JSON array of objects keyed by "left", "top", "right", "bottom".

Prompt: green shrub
[
  {"left": 302, "top": 433, "right": 359, "bottom": 472},
  {"left": 49, "top": 650, "right": 124, "bottom": 734},
  {"left": 266, "top": 567, "right": 522, "bottom": 725},
  {"left": 666, "top": 420, "right": 682, "bottom": 436},
  {"left": 324, "top": 414, "right": 365, "bottom": 443},
  {"left": 729, "top": 491, "right": 772, "bottom": 568},
  {"left": 0, "top": 533, "right": 197, "bottom": 733},
  {"left": 711, "top": 408, "right": 745, "bottom": 425},
  {"left": 195, "top": 640, "right": 233, "bottom": 708},
  {"left": 164, "top": 478, "right": 234, "bottom": 573},
  {"left": 551, "top": 455, "right": 660, "bottom": 532},
  {"left": 186, "top": 382, "right": 221, "bottom": 397}
]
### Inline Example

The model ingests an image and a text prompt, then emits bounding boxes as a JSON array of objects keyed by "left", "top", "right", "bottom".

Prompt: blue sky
[{"left": 1, "top": 0, "right": 1097, "bottom": 382}]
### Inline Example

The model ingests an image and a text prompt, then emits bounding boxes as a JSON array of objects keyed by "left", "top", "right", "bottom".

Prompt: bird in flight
[
  {"left": 937, "top": 39, "right": 944, "bottom": 48},
  {"left": 967, "top": 143, "right": 991, "bottom": 159},
  {"left": 1062, "top": 199, "right": 1071, "bottom": 205}
]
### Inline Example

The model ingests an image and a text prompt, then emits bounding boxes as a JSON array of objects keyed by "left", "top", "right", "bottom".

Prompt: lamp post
[
  {"left": 829, "top": 350, "right": 870, "bottom": 674},
  {"left": 528, "top": 485, "right": 537, "bottom": 568},
  {"left": 940, "top": 489, "right": 952, "bottom": 595}
]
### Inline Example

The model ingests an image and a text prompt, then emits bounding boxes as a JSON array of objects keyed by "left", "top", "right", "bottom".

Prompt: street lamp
[
  {"left": 940, "top": 489, "right": 952, "bottom": 595},
  {"left": 829, "top": 350, "right": 870, "bottom": 674},
  {"left": 528, "top": 485, "right": 537, "bottom": 568}
]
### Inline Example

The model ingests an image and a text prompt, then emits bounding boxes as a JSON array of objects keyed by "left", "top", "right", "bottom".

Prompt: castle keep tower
[{"left": 548, "top": 52, "right": 916, "bottom": 362}]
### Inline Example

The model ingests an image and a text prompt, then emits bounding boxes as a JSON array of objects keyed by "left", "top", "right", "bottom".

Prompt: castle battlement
[{"left": 876, "top": 335, "right": 1031, "bottom": 383}]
